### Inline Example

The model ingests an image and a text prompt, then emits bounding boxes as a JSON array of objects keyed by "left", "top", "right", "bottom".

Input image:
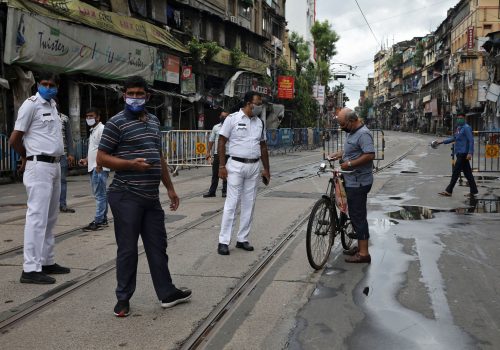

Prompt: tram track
[{"left": 0, "top": 144, "right": 417, "bottom": 336}]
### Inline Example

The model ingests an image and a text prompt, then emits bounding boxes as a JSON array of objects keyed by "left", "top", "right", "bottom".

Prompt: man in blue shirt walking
[{"left": 437, "top": 113, "right": 478, "bottom": 197}]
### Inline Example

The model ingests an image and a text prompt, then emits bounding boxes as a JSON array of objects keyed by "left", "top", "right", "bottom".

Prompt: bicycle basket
[{"left": 334, "top": 177, "right": 348, "bottom": 213}]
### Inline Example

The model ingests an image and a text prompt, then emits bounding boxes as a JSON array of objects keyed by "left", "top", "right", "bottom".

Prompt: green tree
[
  {"left": 289, "top": 31, "right": 311, "bottom": 74},
  {"left": 310, "top": 20, "right": 339, "bottom": 63},
  {"left": 413, "top": 42, "right": 424, "bottom": 68}
]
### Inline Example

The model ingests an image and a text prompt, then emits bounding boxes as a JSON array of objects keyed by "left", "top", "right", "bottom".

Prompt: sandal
[
  {"left": 345, "top": 253, "right": 371, "bottom": 264},
  {"left": 438, "top": 191, "right": 451, "bottom": 197}
]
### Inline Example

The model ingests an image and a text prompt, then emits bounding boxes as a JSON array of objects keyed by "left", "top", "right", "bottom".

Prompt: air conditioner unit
[{"left": 230, "top": 16, "right": 237, "bottom": 23}]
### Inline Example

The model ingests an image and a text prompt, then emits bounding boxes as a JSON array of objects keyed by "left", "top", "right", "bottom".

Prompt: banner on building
[
  {"left": 154, "top": 53, "right": 180, "bottom": 84},
  {"left": 181, "top": 73, "right": 196, "bottom": 94},
  {"left": 9, "top": 0, "right": 188, "bottom": 53},
  {"left": 4, "top": 9, "right": 156, "bottom": 82},
  {"left": 313, "top": 84, "right": 325, "bottom": 106},
  {"left": 467, "top": 26, "right": 474, "bottom": 50},
  {"left": 181, "top": 66, "right": 193, "bottom": 80},
  {"left": 277, "top": 76, "right": 294, "bottom": 99}
]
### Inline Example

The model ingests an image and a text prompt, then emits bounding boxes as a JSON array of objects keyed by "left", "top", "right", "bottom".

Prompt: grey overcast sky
[{"left": 314, "top": 0, "right": 459, "bottom": 108}]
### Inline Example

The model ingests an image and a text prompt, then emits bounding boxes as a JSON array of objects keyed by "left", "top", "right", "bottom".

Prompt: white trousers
[
  {"left": 23, "top": 160, "right": 61, "bottom": 272},
  {"left": 219, "top": 158, "right": 260, "bottom": 245}
]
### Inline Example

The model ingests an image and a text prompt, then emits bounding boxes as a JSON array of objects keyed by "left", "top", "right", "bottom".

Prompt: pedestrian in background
[
  {"left": 97, "top": 76, "right": 191, "bottom": 317},
  {"left": 203, "top": 110, "right": 229, "bottom": 198},
  {"left": 58, "top": 110, "right": 76, "bottom": 213},
  {"left": 437, "top": 113, "right": 478, "bottom": 197},
  {"left": 330, "top": 108, "right": 375, "bottom": 264},
  {"left": 9, "top": 71, "right": 70, "bottom": 284},
  {"left": 79, "top": 107, "right": 109, "bottom": 231},
  {"left": 217, "top": 91, "right": 270, "bottom": 255}
]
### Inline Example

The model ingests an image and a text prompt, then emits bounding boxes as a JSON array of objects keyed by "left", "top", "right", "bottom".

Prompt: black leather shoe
[
  {"left": 20, "top": 271, "right": 56, "bottom": 284},
  {"left": 236, "top": 241, "right": 254, "bottom": 251},
  {"left": 218, "top": 243, "right": 229, "bottom": 255},
  {"left": 222, "top": 192, "right": 227, "bottom": 198},
  {"left": 42, "top": 263, "right": 71, "bottom": 274},
  {"left": 60, "top": 206, "right": 76, "bottom": 213},
  {"left": 203, "top": 193, "right": 216, "bottom": 198}
]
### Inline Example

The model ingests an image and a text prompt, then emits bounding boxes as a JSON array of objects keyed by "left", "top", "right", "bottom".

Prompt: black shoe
[
  {"left": 218, "top": 243, "right": 230, "bottom": 255},
  {"left": 236, "top": 241, "right": 254, "bottom": 251},
  {"left": 98, "top": 219, "right": 109, "bottom": 227},
  {"left": 82, "top": 221, "right": 103, "bottom": 231},
  {"left": 113, "top": 300, "right": 130, "bottom": 317},
  {"left": 20, "top": 271, "right": 56, "bottom": 284},
  {"left": 203, "top": 193, "right": 216, "bottom": 198},
  {"left": 42, "top": 263, "right": 71, "bottom": 274},
  {"left": 222, "top": 192, "right": 227, "bottom": 198},
  {"left": 60, "top": 206, "right": 75, "bottom": 213},
  {"left": 161, "top": 288, "right": 192, "bottom": 308}
]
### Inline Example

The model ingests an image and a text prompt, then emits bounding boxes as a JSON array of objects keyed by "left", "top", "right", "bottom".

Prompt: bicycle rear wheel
[
  {"left": 340, "top": 215, "right": 356, "bottom": 250},
  {"left": 306, "top": 198, "right": 335, "bottom": 270}
]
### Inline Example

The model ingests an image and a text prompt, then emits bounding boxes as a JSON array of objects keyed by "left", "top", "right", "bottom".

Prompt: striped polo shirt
[{"left": 98, "top": 109, "right": 162, "bottom": 199}]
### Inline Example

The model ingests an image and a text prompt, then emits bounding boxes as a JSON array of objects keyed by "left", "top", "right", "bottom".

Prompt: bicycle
[{"left": 306, "top": 158, "right": 357, "bottom": 270}]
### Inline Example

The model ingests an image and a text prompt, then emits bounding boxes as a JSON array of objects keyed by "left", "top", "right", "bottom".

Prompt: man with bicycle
[{"left": 330, "top": 108, "right": 375, "bottom": 263}]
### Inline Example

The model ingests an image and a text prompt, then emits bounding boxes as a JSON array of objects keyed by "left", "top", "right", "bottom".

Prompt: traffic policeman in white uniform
[
  {"left": 9, "top": 72, "right": 71, "bottom": 284},
  {"left": 217, "top": 91, "right": 271, "bottom": 255}
]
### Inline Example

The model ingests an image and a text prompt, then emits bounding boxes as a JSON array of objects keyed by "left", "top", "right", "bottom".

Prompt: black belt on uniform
[
  {"left": 231, "top": 156, "right": 260, "bottom": 164},
  {"left": 26, "top": 155, "right": 61, "bottom": 163}
]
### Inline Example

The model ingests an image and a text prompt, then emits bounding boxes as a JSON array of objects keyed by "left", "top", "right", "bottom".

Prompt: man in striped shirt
[{"left": 97, "top": 76, "right": 191, "bottom": 317}]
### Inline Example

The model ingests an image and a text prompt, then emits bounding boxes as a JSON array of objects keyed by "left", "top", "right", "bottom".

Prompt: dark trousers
[
  {"left": 208, "top": 154, "right": 228, "bottom": 195},
  {"left": 446, "top": 154, "right": 478, "bottom": 194},
  {"left": 108, "top": 191, "right": 176, "bottom": 301},
  {"left": 345, "top": 184, "right": 372, "bottom": 240},
  {"left": 59, "top": 155, "right": 68, "bottom": 208}
]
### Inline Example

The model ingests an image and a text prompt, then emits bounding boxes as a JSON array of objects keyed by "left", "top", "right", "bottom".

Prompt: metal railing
[
  {"left": 473, "top": 130, "right": 500, "bottom": 172},
  {"left": 0, "top": 134, "right": 20, "bottom": 177},
  {"left": 162, "top": 130, "right": 211, "bottom": 174},
  {"left": 322, "top": 128, "right": 385, "bottom": 161}
]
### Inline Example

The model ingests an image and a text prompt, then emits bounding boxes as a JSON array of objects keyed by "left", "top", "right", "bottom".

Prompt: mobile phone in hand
[{"left": 262, "top": 175, "right": 269, "bottom": 186}]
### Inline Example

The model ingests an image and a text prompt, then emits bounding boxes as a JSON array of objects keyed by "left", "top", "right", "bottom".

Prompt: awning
[{"left": 224, "top": 71, "right": 248, "bottom": 97}]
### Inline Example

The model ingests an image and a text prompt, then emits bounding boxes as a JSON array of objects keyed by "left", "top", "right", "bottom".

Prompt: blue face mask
[
  {"left": 38, "top": 85, "right": 58, "bottom": 101},
  {"left": 125, "top": 97, "right": 146, "bottom": 113}
]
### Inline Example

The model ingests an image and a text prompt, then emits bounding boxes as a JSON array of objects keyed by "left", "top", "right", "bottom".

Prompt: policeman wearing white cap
[
  {"left": 9, "top": 72, "right": 71, "bottom": 284},
  {"left": 217, "top": 91, "right": 271, "bottom": 255}
]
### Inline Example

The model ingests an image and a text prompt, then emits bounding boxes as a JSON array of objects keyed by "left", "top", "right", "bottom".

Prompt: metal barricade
[
  {"left": 473, "top": 130, "right": 500, "bottom": 172},
  {"left": 74, "top": 139, "right": 89, "bottom": 161},
  {"left": 0, "top": 133, "right": 19, "bottom": 177},
  {"left": 323, "top": 128, "right": 385, "bottom": 161},
  {"left": 162, "top": 130, "right": 211, "bottom": 174}
]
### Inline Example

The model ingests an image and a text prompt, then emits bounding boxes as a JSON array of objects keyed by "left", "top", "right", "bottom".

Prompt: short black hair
[
  {"left": 86, "top": 107, "right": 101, "bottom": 116},
  {"left": 243, "top": 91, "right": 261, "bottom": 105},
  {"left": 38, "top": 71, "right": 60, "bottom": 85},
  {"left": 123, "top": 75, "right": 149, "bottom": 92}
]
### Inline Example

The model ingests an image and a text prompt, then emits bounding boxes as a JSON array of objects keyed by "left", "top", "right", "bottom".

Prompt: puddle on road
[
  {"left": 386, "top": 200, "right": 500, "bottom": 220},
  {"left": 311, "top": 282, "right": 340, "bottom": 299}
]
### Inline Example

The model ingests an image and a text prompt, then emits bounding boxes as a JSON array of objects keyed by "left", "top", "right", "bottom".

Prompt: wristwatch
[{"left": 347, "top": 161, "right": 352, "bottom": 168}]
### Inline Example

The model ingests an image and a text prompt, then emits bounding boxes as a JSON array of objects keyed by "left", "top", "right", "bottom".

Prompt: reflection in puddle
[
  {"left": 465, "top": 196, "right": 500, "bottom": 214},
  {"left": 387, "top": 206, "right": 436, "bottom": 220}
]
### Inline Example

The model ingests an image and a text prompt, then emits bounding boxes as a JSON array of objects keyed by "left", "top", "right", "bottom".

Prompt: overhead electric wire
[{"left": 353, "top": 0, "right": 379, "bottom": 45}]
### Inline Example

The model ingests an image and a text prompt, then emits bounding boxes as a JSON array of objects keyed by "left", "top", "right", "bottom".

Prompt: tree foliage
[
  {"left": 413, "top": 41, "right": 424, "bottom": 68},
  {"left": 289, "top": 31, "right": 311, "bottom": 74},
  {"left": 310, "top": 20, "right": 339, "bottom": 63},
  {"left": 386, "top": 52, "right": 403, "bottom": 70}
]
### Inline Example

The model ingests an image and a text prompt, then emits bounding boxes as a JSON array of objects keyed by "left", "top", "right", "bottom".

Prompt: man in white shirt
[
  {"left": 79, "top": 108, "right": 110, "bottom": 231},
  {"left": 216, "top": 91, "right": 270, "bottom": 255},
  {"left": 203, "top": 111, "right": 229, "bottom": 198},
  {"left": 9, "top": 72, "right": 70, "bottom": 284}
]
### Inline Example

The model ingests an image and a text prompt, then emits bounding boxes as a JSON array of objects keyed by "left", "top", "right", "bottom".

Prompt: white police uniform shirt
[
  {"left": 14, "top": 92, "right": 64, "bottom": 157},
  {"left": 209, "top": 122, "right": 229, "bottom": 155},
  {"left": 219, "top": 109, "right": 266, "bottom": 159},
  {"left": 87, "top": 122, "right": 110, "bottom": 172},
  {"left": 218, "top": 108, "right": 267, "bottom": 246}
]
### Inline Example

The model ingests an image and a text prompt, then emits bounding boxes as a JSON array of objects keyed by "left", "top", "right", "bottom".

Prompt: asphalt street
[{"left": 0, "top": 131, "right": 499, "bottom": 350}]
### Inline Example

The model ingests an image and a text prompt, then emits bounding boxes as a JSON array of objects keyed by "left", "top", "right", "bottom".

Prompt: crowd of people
[{"left": 13, "top": 71, "right": 475, "bottom": 318}]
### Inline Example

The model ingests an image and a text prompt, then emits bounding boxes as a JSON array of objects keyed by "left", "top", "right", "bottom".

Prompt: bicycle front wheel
[{"left": 306, "top": 198, "right": 335, "bottom": 270}]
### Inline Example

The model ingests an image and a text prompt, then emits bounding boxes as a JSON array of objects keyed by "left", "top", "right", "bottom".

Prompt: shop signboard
[
  {"left": 154, "top": 53, "right": 180, "bottom": 84},
  {"left": 277, "top": 76, "right": 294, "bottom": 99},
  {"left": 4, "top": 9, "right": 156, "bottom": 82}
]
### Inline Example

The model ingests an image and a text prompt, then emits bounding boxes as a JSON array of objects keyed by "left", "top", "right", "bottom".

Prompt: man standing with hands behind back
[
  {"left": 216, "top": 91, "right": 270, "bottom": 255},
  {"left": 9, "top": 72, "right": 71, "bottom": 284}
]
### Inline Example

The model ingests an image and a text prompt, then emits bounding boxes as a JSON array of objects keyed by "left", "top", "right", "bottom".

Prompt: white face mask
[
  {"left": 252, "top": 104, "right": 263, "bottom": 116},
  {"left": 86, "top": 118, "right": 96, "bottom": 127}
]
